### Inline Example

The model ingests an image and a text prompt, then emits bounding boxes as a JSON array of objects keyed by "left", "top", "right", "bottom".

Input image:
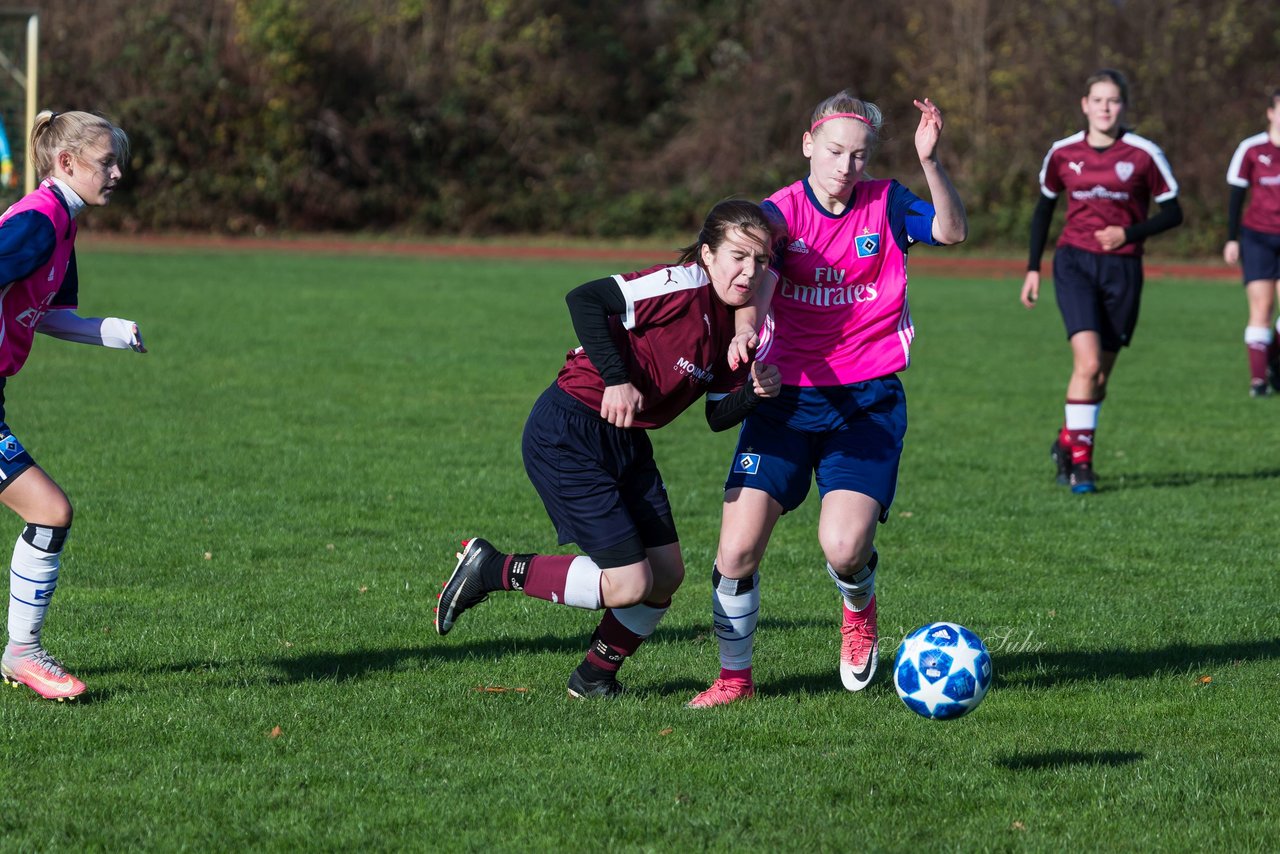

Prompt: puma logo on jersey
[
  {"left": 1068, "top": 161, "right": 1084, "bottom": 175},
  {"left": 47, "top": 267, "right": 55, "bottom": 282},
  {"left": 703, "top": 313, "right": 711, "bottom": 334}
]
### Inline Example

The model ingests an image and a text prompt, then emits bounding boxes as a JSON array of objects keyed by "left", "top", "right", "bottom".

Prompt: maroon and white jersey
[
  {"left": 1227, "top": 132, "right": 1280, "bottom": 235},
  {"left": 1038, "top": 131, "right": 1178, "bottom": 257},
  {"left": 556, "top": 262, "right": 752, "bottom": 429}
]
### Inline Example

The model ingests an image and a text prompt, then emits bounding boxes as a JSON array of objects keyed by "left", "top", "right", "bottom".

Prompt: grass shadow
[
  {"left": 994, "top": 749, "right": 1144, "bottom": 771},
  {"left": 995, "top": 637, "right": 1280, "bottom": 687},
  {"left": 268, "top": 615, "right": 835, "bottom": 684},
  {"left": 1110, "top": 467, "right": 1280, "bottom": 490}
]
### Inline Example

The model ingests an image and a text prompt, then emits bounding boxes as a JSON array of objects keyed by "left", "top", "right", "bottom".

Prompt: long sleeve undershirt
[
  {"left": 563, "top": 276, "right": 764, "bottom": 430},
  {"left": 1226, "top": 185, "right": 1247, "bottom": 242}
]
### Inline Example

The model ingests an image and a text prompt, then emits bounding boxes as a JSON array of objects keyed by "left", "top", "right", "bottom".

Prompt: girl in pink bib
[
  {"left": 689, "top": 91, "right": 967, "bottom": 708},
  {"left": 0, "top": 110, "right": 145, "bottom": 701}
]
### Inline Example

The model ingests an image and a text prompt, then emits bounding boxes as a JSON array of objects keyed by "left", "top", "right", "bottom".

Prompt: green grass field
[{"left": 0, "top": 245, "right": 1276, "bottom": 851}]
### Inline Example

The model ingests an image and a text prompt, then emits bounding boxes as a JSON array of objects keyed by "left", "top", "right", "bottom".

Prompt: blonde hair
[
  {"left": 809, "top": 90, "right": 884, "bottom": 138},
  {"left": 29, "top": 110, "right": 130, "bottom": 180}
]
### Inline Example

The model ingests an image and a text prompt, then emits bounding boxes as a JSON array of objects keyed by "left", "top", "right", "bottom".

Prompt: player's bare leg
[
  {"left": 568, "top": 543, "right": 684, "bottom": 699},
  {"left": 1244, "top": 278, "right": 1278, "bottom": 396},
  {"left": 0, "top": 466, "right": 84, "bottom": 701},
  {"left": 687, "top": 487, "right": 781, "bottom": 708},
  {"left": 1058, "top": 332, "right": 1118, "bottom": 494},
  {"left": 819, "top": 490, "right": 881, "bottom": 691}
]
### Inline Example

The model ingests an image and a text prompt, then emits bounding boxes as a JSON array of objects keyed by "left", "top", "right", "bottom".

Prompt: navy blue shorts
[
  {"left": 723, "top": 377, "right": 907, "bottom": 520},
  {"left": 1053, "top": 245, "right": 1144, "bottom": 351},
  {"left": 0, "top": 422, "right": 36, "bottom": 493},
  {"left": 1240, "top": 226, "right": 1280, "bottom": 284},
  {"left": 522, "top": 384, "right": 677, "bottom": 561}
]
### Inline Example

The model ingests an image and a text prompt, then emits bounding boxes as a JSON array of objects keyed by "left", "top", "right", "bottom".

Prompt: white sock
[
  {"left": 1064, "top": 401, "right": 1101, "bottom": 431},
  {"left": 564, "top": 556, "right": 603, "bottom": 609},
  {"left": 711, "top": 566, "right": 759, "bottom": 671},
  {"left": 828, "top": 551, "right": 877, "bottom": 611},
  {"left": 611, "top": 600, "right": 669, "bottom": 639},
  {"left": 1245, "top": 325, "right": 1273, "bottom": 346},
  {"left": 8, "top": 525, "right": 69, "bottom": 655}
]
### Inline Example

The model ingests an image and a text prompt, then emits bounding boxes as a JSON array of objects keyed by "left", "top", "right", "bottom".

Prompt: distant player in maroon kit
[
  {"left": 434, "top": 200, "right": 781, "bottom": 699},
  {"left": 1020, "top": 69, "right": 1182, "bottom": 493},
  {"left": 1224, "top": 89, "right": 1280, "bottom": 397}
]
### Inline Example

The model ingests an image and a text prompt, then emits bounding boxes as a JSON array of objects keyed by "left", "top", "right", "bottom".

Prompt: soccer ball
[{"left": 893, "top": 622, "right": 992, "bottom": 720}]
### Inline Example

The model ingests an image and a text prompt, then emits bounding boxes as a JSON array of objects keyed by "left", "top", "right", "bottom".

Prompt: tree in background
[{"left": 23, "top": 0, "right": 1280, "bottom": 253}]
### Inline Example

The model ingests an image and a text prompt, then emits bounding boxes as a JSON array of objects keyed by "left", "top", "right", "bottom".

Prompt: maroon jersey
[
  {"left": 1038, "top": 131, "right": 1178, "bottom": 257},
  {"left": 1227, "top": 132, "right": 1280, "bottom": 235},
  {"left": 556, "top": 262, "right": 751, "bottom": 429}
]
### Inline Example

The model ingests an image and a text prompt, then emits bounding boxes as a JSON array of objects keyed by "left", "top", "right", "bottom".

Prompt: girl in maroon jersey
[
  {"left": 435, "top": 200, "right": 781, "bottom": 699},
  {"left": 1020, "top": 70, "right": 1182, "bottom": 493},
  {"left": 1224, "top": 89, "right": 1280, "bottom": 397}
]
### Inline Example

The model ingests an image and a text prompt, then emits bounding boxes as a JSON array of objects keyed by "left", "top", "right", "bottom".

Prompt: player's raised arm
[{"left": 913, "top": 98, "right": 967, "bottom": 246}]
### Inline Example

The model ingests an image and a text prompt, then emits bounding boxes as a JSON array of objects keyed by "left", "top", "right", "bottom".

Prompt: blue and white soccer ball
[{"left": 893, "top": 622, "right": 992, "bottom": 720}]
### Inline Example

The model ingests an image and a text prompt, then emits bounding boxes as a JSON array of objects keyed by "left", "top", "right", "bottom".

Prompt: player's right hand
[
  {"left": 1223, "top": 240, "right": 1240, "bottom": 266},
  {"left": 601, "top": 383, "right": 644, "bottom": 428},
  {"left": 727, "top": 330, "right": 759, "bottom": 371},
  {"left": 1020, "top": 271, "right": 1040, "bottom": 309}
]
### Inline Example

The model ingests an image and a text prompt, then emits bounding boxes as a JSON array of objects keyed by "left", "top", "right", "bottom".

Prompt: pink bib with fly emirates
[
  {"left": 0, "top": 180, "right": 77, "bottom": 377},
  {"left": 761, "top": 178, "right": 912, "bottom": 387}
]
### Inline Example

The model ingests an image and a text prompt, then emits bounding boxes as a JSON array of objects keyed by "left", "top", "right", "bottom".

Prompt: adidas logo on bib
[{"left": 787, "top": 239, "right": 808, "bottom": 254}]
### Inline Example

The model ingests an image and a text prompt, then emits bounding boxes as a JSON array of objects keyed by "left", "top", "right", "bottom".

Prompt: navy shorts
[
  {"left": 724, "top": 377, "right": 907, "bottom": 521},
  {"left": 0, "top": 422, "right": 36, "bottom": 493},
  {"left": 1053, "top": 245, "right": 1144, "bottom": 351},
  {"left": 522, "top": 383, "right": 677, "bottom": 562},
  {"left": 1239, "top": 226, "right": 1280, "bottom": 284}
]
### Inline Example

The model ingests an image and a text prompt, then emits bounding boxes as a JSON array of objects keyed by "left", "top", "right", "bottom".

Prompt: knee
[
  {"left": 38, "top": 501, "right": 73, "bottom": 531},
  {"left": 823, "top": 534, "right": 875, "bottom": 576},
  {"left": 716, "top": 538, "right": 764, "bottom": 578},
  {"left": 605, "top": 566, "right": 654, "bottom": 607},
  {"left": 649, "top": 560, "right": 685, "bottom": 601},
  {"left": 1072, "top": 359, "right": 1103, "bottom": 385}
]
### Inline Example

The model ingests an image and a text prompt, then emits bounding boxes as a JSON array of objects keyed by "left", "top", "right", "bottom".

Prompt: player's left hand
[
  {"left": 914, "top": 98, "right": 944, "bottom": 162},
  {"left": 102, "top": 317, "right": 147, "bottom": 352},
  {"left": 127, "top": 322, "right": 146, "bottom": 353},
  {"left": 1093, "top": 226, "right": 1127, "bottom": 252},
  {"left": 728, "top": 330, "right": 758, "bottom": 370},
  {"left": 751, "top": 361, "right": 781, "bottom": 398}
]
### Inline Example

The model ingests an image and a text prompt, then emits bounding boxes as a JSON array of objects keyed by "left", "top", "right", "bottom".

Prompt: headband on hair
[{"left": 810, "top": 112, "right": 874, "bottom": 134}]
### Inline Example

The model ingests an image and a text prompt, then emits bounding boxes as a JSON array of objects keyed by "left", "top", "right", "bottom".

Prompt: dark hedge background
[{"left": 4, "top": 0, "right": 1277, "bottom": 254}]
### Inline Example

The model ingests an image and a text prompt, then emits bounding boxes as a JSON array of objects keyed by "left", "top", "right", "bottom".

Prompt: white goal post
[{"left": 0, "top": 8, "right": 37, "bottom": 196}]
